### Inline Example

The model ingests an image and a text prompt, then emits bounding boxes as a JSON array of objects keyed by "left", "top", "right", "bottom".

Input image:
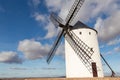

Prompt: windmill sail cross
[
  {"left": 46, "top": 0, "right": 104, "bottom": 78},
  {"left": 47, "top": 0, "right": 85, "bottom": 64}
]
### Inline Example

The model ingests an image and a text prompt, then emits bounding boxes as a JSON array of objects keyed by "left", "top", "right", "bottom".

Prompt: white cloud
[
  {"left": 28, "top": 0, "right": 63, "bottom": 39},
  {"left": 45, "top": 0, "right": 64, "bottom": 12},
  {"left": 92, "top": 0, "right": 120, "bottom": 42},
  {"left": 107, "top": 38, "right": 120, "bottom": 46},
  {"left": 28, "top": 0, "right": 46, "bottom": 24},
  {"left": 44, "top": 21, "right": 61, "bottom": 39},
  {"left": 95, "top": 11, "right": 120, "bottom": 42},
  {"left": 100, "top": 45, "right": 105, "bottom": 49},
  {"left": 103, "top": 46, "right": 120, "bottom": 55},
  {"left": 32, "top": 0, "right": 40, "bottom": 7},
  {"left": 79, "top": 0, "right": 118, "bottom": 22},
  {"left": 33, "top": 13, "right": 61, "bottom": 41},
  {"left": 94, "top": 17, "right": 103, "bottom": 32},
  {"left": 28, "top": 0, "right": 41, "bottom": 9},
  {"left": 33, "top": 12, "right": 46, "bottom": 23},
  {"left": 18, "top": 39, "right": 64, "bottom": 60},
  {"left": 114, "top": 47, "right": 120, "bottom": 52},
  {"left": 0, "top": 51, "right": 23, "bottom": 64},
  {"left": 18, "top": 39, "right": 50, "bottom": 60}
]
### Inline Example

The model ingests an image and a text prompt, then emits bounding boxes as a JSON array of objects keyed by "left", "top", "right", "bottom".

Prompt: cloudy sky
[{"left": 0, "top": 0, "right": 120, "bottom": 78}]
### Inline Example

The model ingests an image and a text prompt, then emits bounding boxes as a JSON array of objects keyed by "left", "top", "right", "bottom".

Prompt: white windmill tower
[
  {"left": 46, "top": 0, "right": 104, "bottom": 78},
  {"left": 65, "top": 21, "right": 104, "bottom": 77}
]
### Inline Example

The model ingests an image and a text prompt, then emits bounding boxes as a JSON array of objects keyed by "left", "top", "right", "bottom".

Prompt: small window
[
  {"left": 80, "top": 32, "right": 82, "bottom": 35},
  {"left": 89, "top": 32, "right": 91, "bottom": 35}
]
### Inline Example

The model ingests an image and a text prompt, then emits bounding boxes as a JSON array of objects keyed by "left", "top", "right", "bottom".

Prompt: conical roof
[{"left": 72, "top": 21, "right": 97, "bottom": 33}]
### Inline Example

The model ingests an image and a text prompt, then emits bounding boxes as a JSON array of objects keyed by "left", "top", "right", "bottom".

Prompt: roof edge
[{"left": 72, "top": 21, "right": 98, "bottom": 34}]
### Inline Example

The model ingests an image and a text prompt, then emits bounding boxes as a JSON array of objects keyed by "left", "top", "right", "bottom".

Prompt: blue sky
[{"left": 0, "top": 0, "right": 120, "bottom": 78}]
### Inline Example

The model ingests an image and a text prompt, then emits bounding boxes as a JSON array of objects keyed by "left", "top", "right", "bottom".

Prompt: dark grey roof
[{"left": 72, "top": 21, "right": 97, "bottom": 33}]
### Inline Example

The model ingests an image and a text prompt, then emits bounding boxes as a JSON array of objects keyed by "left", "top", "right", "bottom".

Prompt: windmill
[{"left": 46, "top": 0, "right": 104, "bottom": 77}]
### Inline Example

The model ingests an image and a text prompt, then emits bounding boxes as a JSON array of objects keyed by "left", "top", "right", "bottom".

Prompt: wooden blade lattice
[
  {"left": 47, "top": 30, "right": 64, "bottom": 63},
  {"left": 65, "top": 0, "right": 85, "bottom": 25},
  {"left": 50, "top": 12, "right": 63, "bottom": 28}
]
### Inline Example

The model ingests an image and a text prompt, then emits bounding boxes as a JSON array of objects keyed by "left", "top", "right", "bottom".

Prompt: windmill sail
[
  {"left": 47, "top": 0, "right": 85, "bottom": 63},
  {"left": 47, "top": 11, "right": 65, "bottom": 63},
  {"left": 50, "top": 12, "right": 64, "bottom": 28},
  {"left": 47, "top": 30, "right": 64, "bottom": 63},
  {"left": 65, "top": 0, "right": 85, "bottom": 25}
]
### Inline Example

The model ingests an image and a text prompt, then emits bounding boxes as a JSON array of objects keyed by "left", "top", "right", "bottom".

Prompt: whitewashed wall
[{"left": 65, "top": 28, "right": 104, "bottom": 78}]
